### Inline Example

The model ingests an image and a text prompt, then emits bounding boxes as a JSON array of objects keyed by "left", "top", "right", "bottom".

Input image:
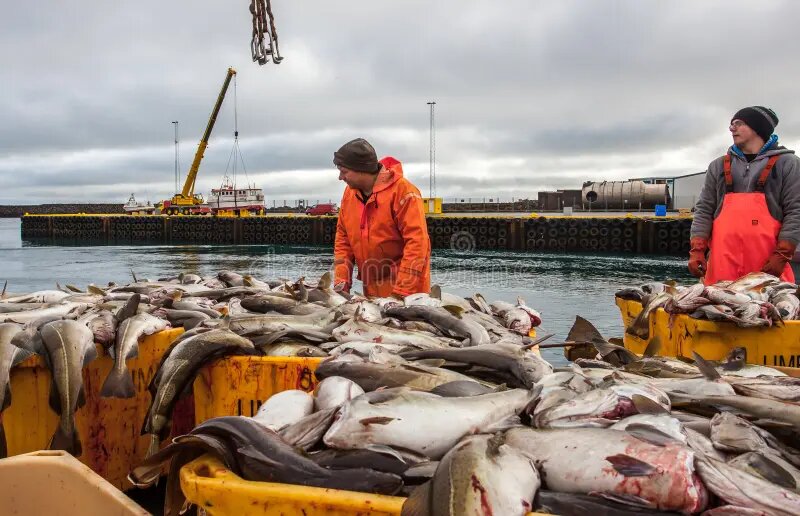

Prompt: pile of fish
[
  {"left": 0, "top": 270, "right": 542, "bottom": 457},
  {"left": 134, "top": 312, "right": 800, "bottom": 515},
  {"left": 617, "top": 272, "right": 799, "bottom": 338}
]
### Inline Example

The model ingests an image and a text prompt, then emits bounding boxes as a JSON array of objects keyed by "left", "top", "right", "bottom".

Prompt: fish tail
[
  {"left": 49, "top": 422, "right": 82, "bottom": 457},
  {"left": 100, "top": 366, "right": 136, "bottom": 399}
]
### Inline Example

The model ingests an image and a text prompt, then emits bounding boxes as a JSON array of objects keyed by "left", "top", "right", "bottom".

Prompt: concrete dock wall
[{"left": 20, "top": 215, "right": 692, "bottom": 255}]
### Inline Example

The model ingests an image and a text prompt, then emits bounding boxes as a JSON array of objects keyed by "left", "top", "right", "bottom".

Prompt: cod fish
[
  {"left": 1, "top": 290, "right": 71, "bottom": 304},
  {"left": 251, "top": 390, "right": 314, "bottom": 431},
  {"left": 710, "top": 412, "right": 800, "bottom": 468},
  {"left": 323, "top": 387, "right": 533, "bottom": 459},
  {"left": 314, "top": 376, "right": 365, "bottom": 411},
  {"left": 626, "top": 291, "right": 672, "bottom": 340},
  {"left": 535, "top": 491, "right": 683, "bottom": 516},
  {"left": 0, "top": 323, "right": 32, "bottom": 457},
  {"left": 315, "top": 354, "right": 485, "bottom": 392},
  {"left": 41, "top": 320, "right": 98, "bottom": 455},
  {"left": 101, "top": 313, "right": 169, "bottom": 398},
  {"left": 696, "top": 456, "right": 800, "bottom": 516},
  {"left": 401, "top": 433, "right": 539, "bottom": 516},
  {"left": 533, "top": 384, "right": 670, "bottom": 428},
  {"left": 142, "top": 329, "right": 256, "bottom": 456},
  {"left": 400, "top": 342, "right": 553, "bottom": 389},
  {"left": 505, "top": 427, "right": 708, "bottom": 513},
  {"left": 227, "top": 308, "right": 339, "bottom": 336},
  {"left": 384, "top": 305, "right": 491, "bottom": 346},
  {"left": 332, "top": 316, "right": 446, "bottom": 350}
]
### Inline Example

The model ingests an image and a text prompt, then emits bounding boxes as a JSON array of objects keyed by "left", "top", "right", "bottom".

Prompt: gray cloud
[{"left": 3, "top": 1, "right": 800, "bottom": 204}]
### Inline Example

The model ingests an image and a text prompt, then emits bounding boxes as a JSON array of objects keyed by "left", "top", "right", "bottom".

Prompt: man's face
[
  {"left": 338, "top": 166, "right": 359, "bottom": 188},
  {"left": 730, "top": 119, "right": 760, "bottom": 148}
]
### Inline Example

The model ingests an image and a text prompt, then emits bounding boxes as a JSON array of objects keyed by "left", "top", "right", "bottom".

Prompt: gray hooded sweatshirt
[{"left": 690, "top": 145, "right": 800, "bottom": 246}]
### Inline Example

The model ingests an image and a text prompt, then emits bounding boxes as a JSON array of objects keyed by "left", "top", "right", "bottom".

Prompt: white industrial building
[{"left": 630, "top": 171, "right": 707, "bottom": 210}]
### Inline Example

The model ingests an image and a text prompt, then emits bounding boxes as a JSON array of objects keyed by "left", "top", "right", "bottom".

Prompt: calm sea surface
[{"left": 1, "top": 218, "right": 693, "bottom": 365}]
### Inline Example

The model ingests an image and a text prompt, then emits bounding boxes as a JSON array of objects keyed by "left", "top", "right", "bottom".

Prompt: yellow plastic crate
[
  {"left": 193, "top": 356, "right": 323, "bottom": 423},
  {"left": 3, "top": 327, "right": 195, "bottom": 490},
  {"left": 181, "top": 456, "right": 405, "bottom": 515},
  {"left": 0, "top": 450, "right": 148, "bottom": 515},
  {"left": 181, "top": 456, "right": 552, "bottom": 516},
  {"left": 616, "top": 298, "right": 800, "bottom": 374}
]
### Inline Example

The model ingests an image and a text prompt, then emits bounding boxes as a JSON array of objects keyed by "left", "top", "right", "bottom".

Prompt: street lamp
[{"left": 427, "top": 101, "right": 436, "bottom": 199}]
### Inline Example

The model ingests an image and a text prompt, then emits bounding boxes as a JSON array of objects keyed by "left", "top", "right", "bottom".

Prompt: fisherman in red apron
[{"left": 689, "top": 106, "right": 800, "bottom": 285}]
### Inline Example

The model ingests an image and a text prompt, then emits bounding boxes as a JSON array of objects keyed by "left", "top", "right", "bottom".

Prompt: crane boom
[
  {"left": 182, "top": 67, "right": 237, "bottom": 198},
  {"left": 162, "top": 67, "right": 237, "bottom": 214}
]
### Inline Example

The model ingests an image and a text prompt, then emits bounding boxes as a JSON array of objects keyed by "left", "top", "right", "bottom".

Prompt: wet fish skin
[
  {"left": 323, "top": 387, "right": 533, "bottom": 459},
  {"left": 41, "top": 319, "right": 98, "bottom": 456},
  {"left": 142, "top": 329, "right": 257, "bottom": 457},
  {"left": 505, "top": 427, "right": 708, "bottom": 514},
  {"left": 251, "top": 390, "right": 314, "bottom": 431},
  {"left": 535, "top": 491, "right": 683, "bottom": 516},
  {"left": 193, "top": 416, "right": 403, "bottom": 495},
  {"left": 1, "top": 290, "right": 71, "bottom": 304},
  {"left": 101, "top": 313, "right": 168, "bottom": 398},
  {"left": 400, "top": 342, "right": 553, "bottom": 389},
  {"left": 401, "top": 433, "right": 539, "bottom": 516},
  {"left": 696, "top": 456, "right": 800, "bottom": 515},
  {"left": 314, "top": 376, "right": 365, "bottom": 411},
  {"left": 0, "top": 323, "right": 31, "bottom": 412},
  {"left": 259, "top": 343, "right": 328, "bottom": 357},
  {"left": 626, "top": 292, "right": 671, "bottom": 339},
  {"left": 332, "top": 317, "right": 447, "bottom": 350},
  {"left": 384, "top": 305, "right": 491, "bottom": 346}
]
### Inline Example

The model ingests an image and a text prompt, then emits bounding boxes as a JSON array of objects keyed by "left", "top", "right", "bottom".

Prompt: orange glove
[
  {"left": 688, "top": 237, "right": 708, "bottom": 278},
  {"left": 762, "top": 240, "right": 796, "bottom": 277}
]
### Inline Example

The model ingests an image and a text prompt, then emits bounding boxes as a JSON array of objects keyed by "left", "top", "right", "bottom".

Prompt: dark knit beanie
[
  {"left": 333, "top": 138, "right": 381, "bottom": 174},
  {"left": 731, "top": 106, "right": 779, "bottom": 142}
]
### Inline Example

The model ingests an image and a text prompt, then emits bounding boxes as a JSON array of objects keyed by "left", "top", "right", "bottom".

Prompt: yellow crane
[{"left": 161, "top": 67, "right": 237, "bottom": 215}]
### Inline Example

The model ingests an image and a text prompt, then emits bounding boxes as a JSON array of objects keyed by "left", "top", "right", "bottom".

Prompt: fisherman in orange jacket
[{"left": 332, "top": 138, "right": 431, "bottom": 298}]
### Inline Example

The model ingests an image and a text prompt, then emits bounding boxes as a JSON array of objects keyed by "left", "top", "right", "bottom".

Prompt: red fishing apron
[{"left": 705, "top": 154, "right": 794, "bottom": 285}]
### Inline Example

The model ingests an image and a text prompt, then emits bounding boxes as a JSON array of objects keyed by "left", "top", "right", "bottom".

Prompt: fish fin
[
  {"left": 441, "top": 305, "right": 464, "bottom": 318},
  {"left": 365, "top": 444, "right": 407, "bottom": 462},
  {"left": 642, "top": 336, "right": 661, "bottom": 357},
  {"left": 608, "top": 337, "right": 625, "bottom": 346},
  {"left": 484, "top": 414, "right": 522, "bottom": 432},
  {"left": 359, "top": 416, "right": 395, "bottom": 426},
  {"left": 116, "top": 293, "right": 141, "bottom": 323},
  {"left": 692, "top": 351, "right": 722, "bottom": 380},
  {"left": 492, "top": 383, "right": 508, "bottom": 392},
  {"left": 237, "top": 445, "right": 284, "bottom": 469},
  {"left": 87, "top": 285, "right": 104, "bottom": 295},
  {"left": 522, "top": 333, "right": 554, "bottom": 350},
  {"left": 1, "top": 280, "right": 7, "bottom": 298},
  {"left": 66, "top": 284, "right": 85, "bottom": 293},
  {"left": 567, "top": 316, "right": 607, "bottom": 345},
  {"left": 318, "top": 272, "right": 332, "bottom": 290},
  {"left": 0, "top": 423, "right": 6, "bottom": 458},
  {"left": 414, "top": 359, "right": 446, "bottom": 368},
  {"left": 400, "top": 480, "right": 432, "bottom": 516},
  {"left": 49, "top": 425, "right": 81, "bottom": 457},
  {"left": 131, "top": 269, "right": 139, "bottom": 283},
  {"left": 403, "top": 461, "right": 439, "bottom": 479},
  {"left": 746, "top": 453, "right": 798, "bottom": 490},
  {"left": 100, "top": 367, "right": 136, "bottom": 398},
  {"left": 624, "top": 423, "right": 680, "bottom": 447},
  {"left": 400, "top": 364, "right": 435, "bottom": 375},
  {"left": 605, "top": 454, "right": 657, "bottom": 477},
  {"left": 631, "top": 394, "right": 669, "bottom": 415},
  {"left": 430, "top": 285, "right": 442, "bottom": 300}
]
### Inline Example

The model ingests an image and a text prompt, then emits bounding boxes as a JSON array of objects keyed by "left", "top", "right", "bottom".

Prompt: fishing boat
[
  {"left": 122, "top": 193, "right": 156, "bottom": 215},
  {"left": 205, "top": 175, "right": 265, "bottom": 217}
]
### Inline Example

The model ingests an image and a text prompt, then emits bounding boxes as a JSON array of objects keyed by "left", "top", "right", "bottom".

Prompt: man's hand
[
  {"left": 333, "top": 281, "right": 350, "bottom": 294},
  {"left": 762, "top": 240, "right": 797, "bottom": 277},
  {"left": 688, "top": 237, "right": 708, "bottom": 279}
]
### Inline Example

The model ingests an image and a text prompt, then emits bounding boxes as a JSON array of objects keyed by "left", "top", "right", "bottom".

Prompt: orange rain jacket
[{"left": 334, "top": 156, "right": 431, "bottom": 298}]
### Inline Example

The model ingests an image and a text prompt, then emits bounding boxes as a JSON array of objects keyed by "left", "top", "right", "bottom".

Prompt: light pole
[
  {"left": 427, "top": 101, "right": 436, "bottom": 198},
  {"left": 172, "top": 121, "right": 179, "bottom": 195}
]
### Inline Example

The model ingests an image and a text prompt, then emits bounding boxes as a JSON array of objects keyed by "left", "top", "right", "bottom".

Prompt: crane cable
[
  {"left": 223, "top": 74, "right": 252, "bottom": 190},
  {"left": 250, "top": 0, "right": 283, "bottom": 65}
]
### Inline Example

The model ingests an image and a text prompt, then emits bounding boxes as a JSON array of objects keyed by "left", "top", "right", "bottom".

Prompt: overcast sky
[{"left": 3, "top": 1, "right": 800, "bottom": 205}]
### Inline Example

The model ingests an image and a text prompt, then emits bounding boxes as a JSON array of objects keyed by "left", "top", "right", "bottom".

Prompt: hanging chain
[{"left": 250, "top": 0, "right": 283, "bottom": 65}]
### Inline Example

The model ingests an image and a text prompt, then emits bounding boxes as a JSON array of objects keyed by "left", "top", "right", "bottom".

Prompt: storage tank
[{"left": 581, "top": 181, "right": 669, "bottom": 209}]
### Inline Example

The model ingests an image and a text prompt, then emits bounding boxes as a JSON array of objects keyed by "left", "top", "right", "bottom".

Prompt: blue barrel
[{"left": 654, "top": 204, "right": 667, "bottom": 216}]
